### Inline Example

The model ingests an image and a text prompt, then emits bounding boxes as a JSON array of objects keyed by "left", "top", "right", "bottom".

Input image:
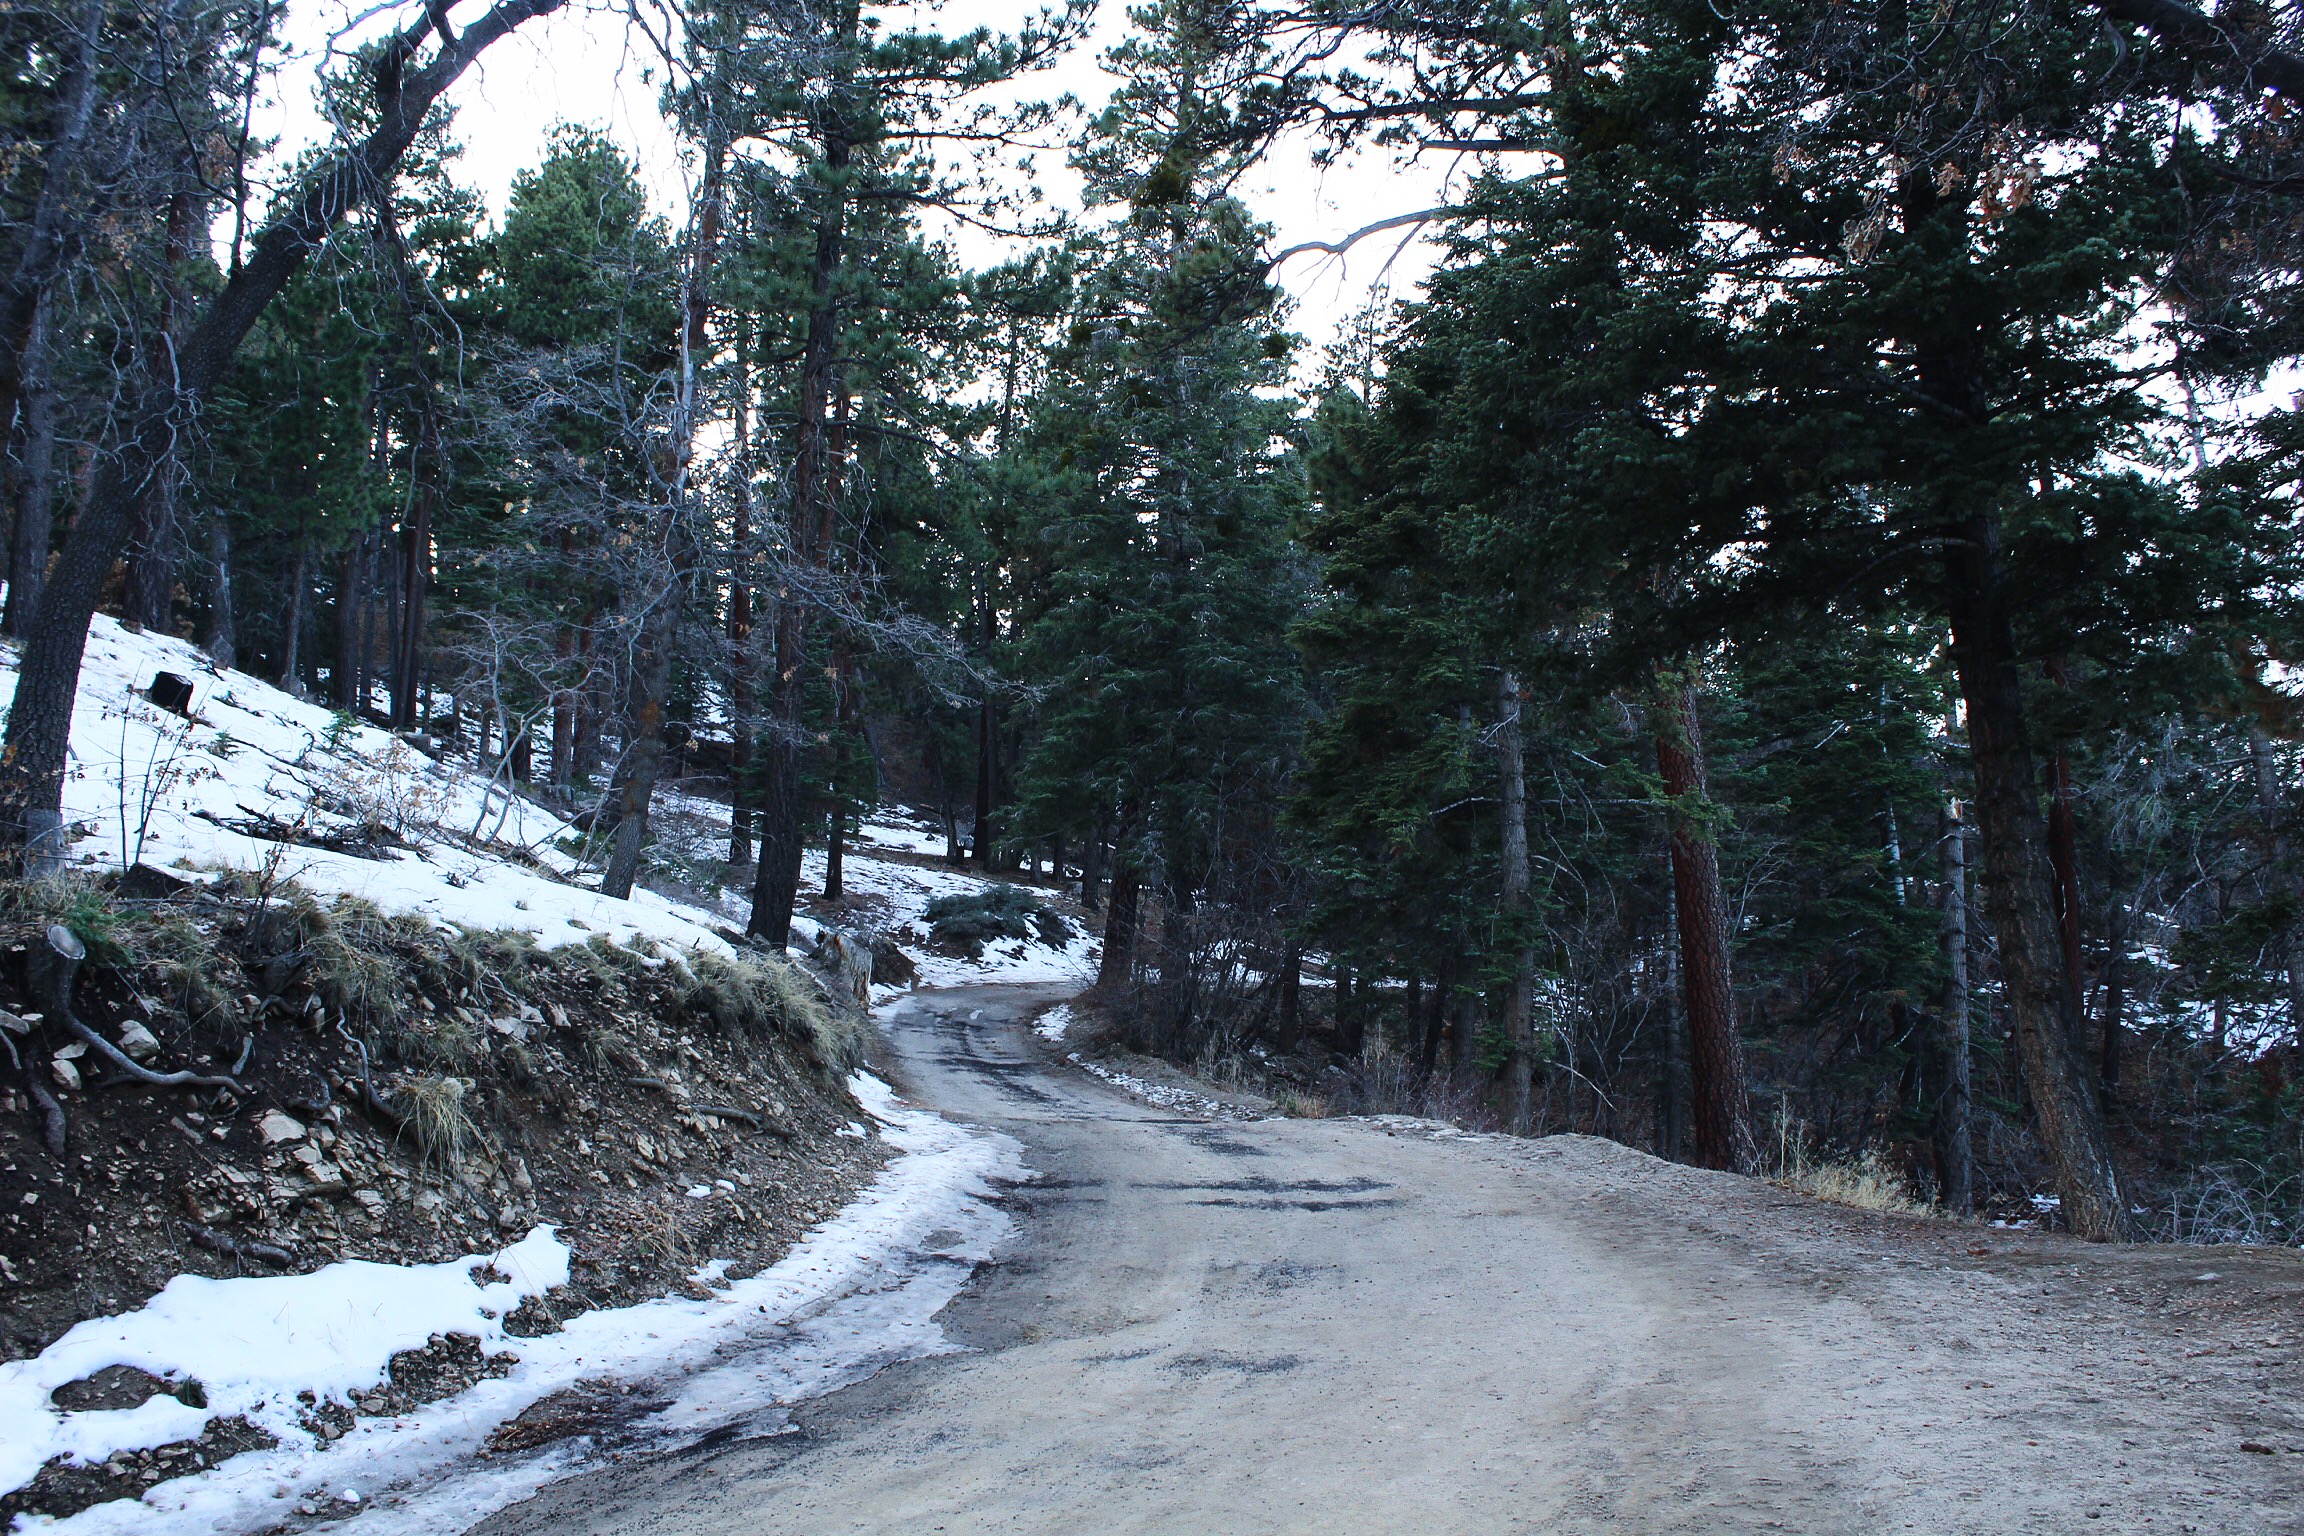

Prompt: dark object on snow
[
  {"left": 117, "top": 862, "right": 198, "bottom": 901},
  {"left": 147, "top": 672, "right": 195, "bottom": 717},
  {"left": 870, "top": 932, "right": 918, "bottom": 985}
]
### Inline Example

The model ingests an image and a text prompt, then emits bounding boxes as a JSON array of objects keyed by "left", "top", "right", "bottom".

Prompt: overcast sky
[{"left": 261, "top": 0, "right": 1474, "bottom": 355}]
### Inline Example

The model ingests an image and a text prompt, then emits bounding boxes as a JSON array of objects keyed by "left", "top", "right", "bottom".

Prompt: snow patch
[
  {"left": 1066, "top": 1054, "right": 1251, "bottom": 1120},
  {"left": 0, "top": 1230, "right": 569, "bottom": 1496},
  {"left": 1033, "top": 1003, "right": 1078, "bottom": 1043}
]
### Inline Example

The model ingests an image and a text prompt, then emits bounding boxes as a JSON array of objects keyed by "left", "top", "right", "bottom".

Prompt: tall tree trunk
[
  {"left": 2249, "top": 724, "right": 2304, "bottom": 1054},
  {"left": 747, "top": 120, "right": 851, "bottom": 946},
  {"left": 1943, "top": 511, "right": 2128, "bottom": 1238},
  {"left": 1160, "top": 870, "right": 1198, "bottom": 1043},
  {"left": 1337, "top": 965, "right": 1366, "bottom": 1057},
  {"left": 727, "top": 314, "right": 757, "bottom": 865},
  {"left": 0, "top": 0, "right": 106, "bottom": 437},
  {"left": 124, "top": 183, "right": 199, "bottom": 633},
  {"left": 202, "top": 516, "right": 235, "bottom": 670},
  {"left": 1098, "top": 863, "right": 1140, "bottom": 991},
  {"left": 0, "top": 0, "right": 573, "bottom": 855},
  {"left": 1935, "top": 799, "right": 1974, "bottom": 1215},
  {"left": 824, "top": 646, "right": 858, "bottom": 897},
  {"left": 280, "top": 537, "right": 309, "bottom": 692},
  {"left": 2099, "top": 877, "right": 2129, "bottom": 1098},
  {"left": 1275, "top": 941, "right": 1303, "bottom": 1055},
  {"left": 2047, "top": 748, "right": 2086, "bottom": 1020},
  {"left": 1079, "top": 829, "right": 1106, "bottom": 913},
  {"left": 4, "top": 289, "right": 60, "bottom": 638},
  {"left": 973, "top": 575, "right": 999, "bottom": 865},
  {"left": 599, "top": 106, "right": 729, "bottom": 902},
  {"left": 334, "top": 530, "right": 372, "bottom": 709},
  {"left": 1653, "top": 681, "right": 1755, "bottom": 1173},
  {"left": 1497, "top": 669, "right": 1537, "bottom": 1134}
]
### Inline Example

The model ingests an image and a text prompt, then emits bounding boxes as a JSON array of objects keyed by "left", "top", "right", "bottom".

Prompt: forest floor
[{"left": 466, "top": 982, "right": 2304, "bottom": 1536}]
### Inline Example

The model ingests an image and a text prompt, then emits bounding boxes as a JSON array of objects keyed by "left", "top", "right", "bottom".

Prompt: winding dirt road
[{"left": 477, "top": 985, "right": 2304, "bottom": 1535}]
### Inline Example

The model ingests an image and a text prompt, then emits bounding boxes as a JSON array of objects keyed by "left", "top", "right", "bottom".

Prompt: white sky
[{"left": 259, "top": 0, "right": 1475, "bottom": 356}]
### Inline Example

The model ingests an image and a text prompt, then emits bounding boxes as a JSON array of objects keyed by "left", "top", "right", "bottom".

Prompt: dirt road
[{"left": 477, "top": 986, "right": 2304, "bottom": 1535}]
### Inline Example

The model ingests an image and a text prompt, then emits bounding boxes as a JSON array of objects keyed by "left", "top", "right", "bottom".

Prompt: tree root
[
  {"left": 66, "top": 1018, "right": 240, "bottom": 1092},
  {"left": 183, "top": 1221, "right": 292, "bottom": 1268},
  {"left": 286, "top": 1074, "right": 333, "bottom": 1119},
  {"left": 334, "top": 1023, "right": 406, "bottom": 1126},
  {"left": 24, "top": 1072, "right": 66, "bottom": 1158},
  {"left": 690, "top": 1102, "right": 775, "bottom": 1132}
]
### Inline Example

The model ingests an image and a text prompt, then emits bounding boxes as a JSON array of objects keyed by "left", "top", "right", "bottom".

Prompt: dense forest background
[{"left": 9, "top": 0, "right": 2304, "bottom": 1242}]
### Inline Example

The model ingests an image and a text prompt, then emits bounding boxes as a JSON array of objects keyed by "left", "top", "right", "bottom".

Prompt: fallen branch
[{"left": 182, "top": 1221, "right": 293, "bottom": 1268}]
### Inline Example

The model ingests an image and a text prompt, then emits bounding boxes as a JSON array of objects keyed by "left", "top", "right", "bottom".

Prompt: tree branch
[
  {"left": 1269, "top": 206, "right": 1460, "bottom": 268},
  {"left": 2095, "top": 0, "right": 2304, "bottom": 99}
]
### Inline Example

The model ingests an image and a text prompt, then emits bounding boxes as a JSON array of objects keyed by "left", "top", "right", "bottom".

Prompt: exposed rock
[{"left": 256, "top": 1110, "right": 307, "bottom": 1145}]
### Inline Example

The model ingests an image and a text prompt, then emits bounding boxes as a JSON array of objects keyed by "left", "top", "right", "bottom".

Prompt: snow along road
[{"left": 476, "top": 985, "right": 2304, "bottom": 1535}]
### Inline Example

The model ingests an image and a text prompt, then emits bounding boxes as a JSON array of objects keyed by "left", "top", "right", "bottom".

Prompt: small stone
[
  {"left": 116, "top": 1021, "right": 162, "bottom": 1062},
  {"left": 257, "top": 1110, "right": 307, "bottom": 1145},
  {"left": 50, "top": 1055, "right": 80, "bottom": 1093}
]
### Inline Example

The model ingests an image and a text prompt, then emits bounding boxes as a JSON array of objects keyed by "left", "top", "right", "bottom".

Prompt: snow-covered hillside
[
  {"left": 14, "top": 617, "right": 725, "bottom": 956},
  {"left": 8, "top": 614, "right": 1099, "bottom": 993}
]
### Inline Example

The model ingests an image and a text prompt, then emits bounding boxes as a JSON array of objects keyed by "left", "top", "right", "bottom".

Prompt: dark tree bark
[
  {"left": 1079, "top": 826, "right": 1106, "bottom": 913},
  {"left": 1934, "top": 799, "right": 1974, "bottom": 1215},
  {"left": 280, "top": 537, "right": 309, "bottom": 692},
  {"left": 1274, "top": 941, "right": 1303, "bottom": 1055},
  {"left": 334, "top": 523, "right": 374, "bottom": 709},
  {"left": 973, "top": 576, "right": 999, "bottom": 865},
  {"left": 0, "top": 0, "right": 573, "bottom": 854},
  {"left": 2047, "top": 748, "right": 2086, "bottom": 1020},
  {"left": 124, "top": 183, "right": 201, "bottom": 633},
  {"left": 0, "top": 0, "right": 106, "bottom": 440},
  {"left": 1653, "top": 682, "right": 1756, "bottom": 1173},
  {"left": 727, "top": 316, "right": 757, "bottom": 866},
  {"left": 1097, "top": 863, "right": 1140, "bottom": 991},
  {"left": 2249, "top": 724, "right": 2304, "bottom": 1054},
  {"left": 1497, "top": 669, "right": 1537, "bottom": 1134},
  {"left": 1337, "top": 965, "right": 1366, "bottom": 1057},
  {"left": 1943, "top": 511, "right": 2128, "bottom": 1239},
  {"left": 4, "top": 290, "right": 61, "bottom": 638}
]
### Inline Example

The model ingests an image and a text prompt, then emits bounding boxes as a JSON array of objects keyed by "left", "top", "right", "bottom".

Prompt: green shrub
[{"left": 923, "top": 886, "right": 1065, "bottom": 951}]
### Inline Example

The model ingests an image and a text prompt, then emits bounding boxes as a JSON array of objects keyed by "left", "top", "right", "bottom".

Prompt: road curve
[{"left": 474, "top": 985, "right": 2304, "bottom": 1535}]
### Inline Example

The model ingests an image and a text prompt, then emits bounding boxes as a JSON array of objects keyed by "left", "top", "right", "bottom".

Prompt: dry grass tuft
[
  {"left": 1770, "top": 1119, "right": 1936, "bottom": 1218},
  {"left": 394, "top": 1073, "right": 476, "bottom": 1168}
]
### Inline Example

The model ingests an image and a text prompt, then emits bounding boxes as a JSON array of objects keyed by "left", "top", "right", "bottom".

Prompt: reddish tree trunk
[{"left": 1653, "top": 682, "right": 1755, "bottom": 1173}]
